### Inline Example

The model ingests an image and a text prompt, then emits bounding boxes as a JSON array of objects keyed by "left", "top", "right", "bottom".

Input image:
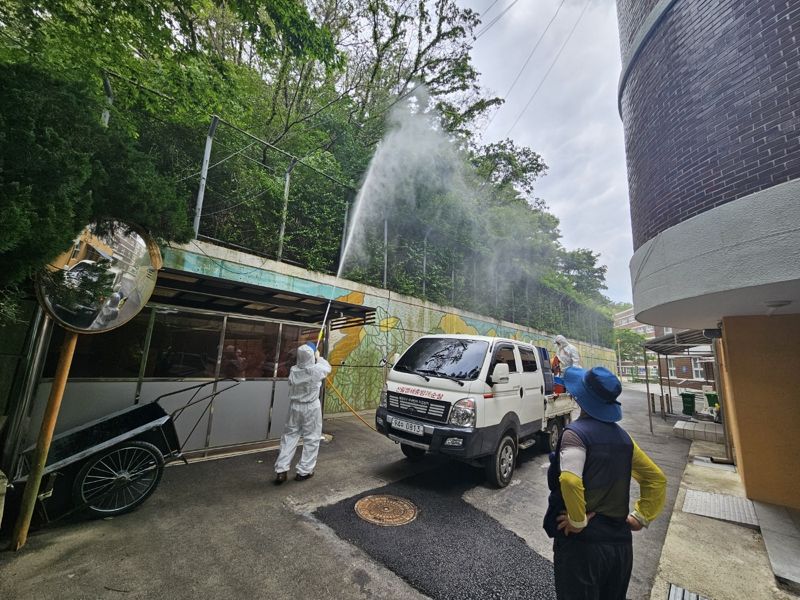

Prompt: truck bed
[{"left": 544, "top": 393, "right": 577, "bottom": 419}]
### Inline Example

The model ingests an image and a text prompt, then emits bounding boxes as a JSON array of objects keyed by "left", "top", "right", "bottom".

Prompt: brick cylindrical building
[
  {"left": 619, "top": 0, "right": 800, "bottom": 250},
  {"left": 615, "top": 1, "right": 800, "bottom": 513}
]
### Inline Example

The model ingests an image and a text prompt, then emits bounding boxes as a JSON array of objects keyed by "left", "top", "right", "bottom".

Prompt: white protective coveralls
[
  {"left": 274, "top": 345, "right": 332, "bottom": 476},
  {"left": 554, "top": 335, "right": 582, "bottom": 370}
]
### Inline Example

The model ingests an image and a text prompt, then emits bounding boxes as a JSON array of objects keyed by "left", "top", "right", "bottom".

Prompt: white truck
[{"left": 375, "top": 334, "right": 577, "bottom": 487}]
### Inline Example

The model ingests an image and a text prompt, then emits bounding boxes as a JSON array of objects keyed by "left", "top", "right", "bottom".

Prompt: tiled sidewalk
[{"left": 651, "top": 440, "right": 799, "bottom": 600}]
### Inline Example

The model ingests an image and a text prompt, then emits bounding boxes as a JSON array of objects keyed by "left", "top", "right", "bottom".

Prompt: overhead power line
[
  {"left": 504, "top": 0, "right": 593, "bottom": 136},
  {"left": 483, "top": 0, "right": 569, "bottom": 133},
  {"left": 500, "top": 0, "right": 568, "bottom": 101},
  {"left": 475, "top": 0, "right": 521, "bottom": 39},
  {"left": 482, "top": 0, "right": 503, "bottom": 19}
]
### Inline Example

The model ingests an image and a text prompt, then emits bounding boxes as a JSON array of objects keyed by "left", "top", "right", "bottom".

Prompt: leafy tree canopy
[
  {"left": 615, "top": 327, "right": 647, "bottom": 362},
  {"left": 0, "top": 63, "right": 192, "bottom": 290},
  {"left": 0, "top": 0, "right": 615, "bottom": 345}
]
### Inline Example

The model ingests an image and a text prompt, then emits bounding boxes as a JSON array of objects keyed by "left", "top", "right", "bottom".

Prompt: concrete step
[
  {"left": 753, "top": 501, "right": 800, "bottom": 593},
  {"left": 672, "top": 420, "right": 725, "bottom": 443}
]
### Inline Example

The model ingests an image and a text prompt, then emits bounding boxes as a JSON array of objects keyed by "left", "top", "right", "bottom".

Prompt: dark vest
[{"left": 543, "top": 417, "right": 634, "bottom": 544}]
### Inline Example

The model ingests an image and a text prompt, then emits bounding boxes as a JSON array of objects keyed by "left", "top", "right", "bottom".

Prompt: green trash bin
[
  {"left": 705, "top": 392, "right": 719, "bottom": 408},
  {"left": 680, "top": 392, "right": 696, "bottom": 416}
]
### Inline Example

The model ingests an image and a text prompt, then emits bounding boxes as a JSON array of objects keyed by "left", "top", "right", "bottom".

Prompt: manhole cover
[{"left": 354, "top": 494, "right": 418, "bottom": 526}]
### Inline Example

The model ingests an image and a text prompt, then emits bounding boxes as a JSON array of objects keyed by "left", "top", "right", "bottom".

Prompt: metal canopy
[
  {"left": 643, "top": 329, "right": 717, "bottom": 357},
  {"left": 151, "top": 269, "right": 375, "bottom": 329}
]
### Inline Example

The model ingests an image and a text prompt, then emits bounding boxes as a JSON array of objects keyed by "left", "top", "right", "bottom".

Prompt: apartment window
[
  {"left": 663, "top": 327, "right": 673, "bottom": 334},
  {"left": 692, "top": 358, "right": 704, "bottom": 380},
  {"left": 668, "top": 358, "right": 676, "bottom": 378}
]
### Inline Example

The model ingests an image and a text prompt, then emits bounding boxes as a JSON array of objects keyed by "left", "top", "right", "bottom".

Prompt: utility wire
[
  {"left": 475, "top": 0, "right": 520, "bottom": 39},
  {"left": 504, "top": 0, "right": 593, "bottom": 136},
  {"left": 175, "top": 142, "right": 257, "bottom": 182},
  {"left": 482, "top": 0, "right": 503, "bottom": 18},
  {"left": 200, "top": 187, "right": 273, "bottom": 218},
  {"left": 482, "top": 0, "right": 568, "bottom": 134},
  {"left": 501, "top": 0, "right": 568, "bottom": 99}
]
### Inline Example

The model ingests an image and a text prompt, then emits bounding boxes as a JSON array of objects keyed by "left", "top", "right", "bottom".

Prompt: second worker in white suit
[
  {"left": 274, "top": 344, "right": 331, "bottom": 484},
  {"left": 554, "top": 335, "right": 582, "bottom": 370}
]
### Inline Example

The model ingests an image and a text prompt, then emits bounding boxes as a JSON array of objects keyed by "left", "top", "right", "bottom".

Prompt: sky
[{"left": 460, "top": 0, "right": 632, "bottom": 303}]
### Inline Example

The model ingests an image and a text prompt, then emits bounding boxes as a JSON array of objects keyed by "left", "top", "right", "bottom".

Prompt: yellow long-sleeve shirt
[{"left": 559, "top": 436, "right": 667, "bottom": 529}]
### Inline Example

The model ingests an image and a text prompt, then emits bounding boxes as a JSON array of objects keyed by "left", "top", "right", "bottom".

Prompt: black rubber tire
[
  {"left": 400, "top": 443, "right": 426, "bottom": 462},
  {"left": 545, "top": 419, "right": 562, "bottom": 453},
  {"left": 72, "top": 440, "right": 164, "bottom": 518},
  {"left": 484, "top": 434, "right": 516, "bottom": 488}
]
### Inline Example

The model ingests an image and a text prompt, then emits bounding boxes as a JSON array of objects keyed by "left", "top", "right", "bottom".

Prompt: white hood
[{"left": 288, "top": 344, "right": 332, "bottom": 403}]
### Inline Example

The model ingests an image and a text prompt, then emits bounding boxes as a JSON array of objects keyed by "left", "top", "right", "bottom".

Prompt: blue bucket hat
[{"left": 563, "top": 366, "right": 622, "bottom": 423}]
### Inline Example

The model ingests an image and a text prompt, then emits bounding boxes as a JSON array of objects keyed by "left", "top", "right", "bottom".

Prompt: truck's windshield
[{"left": 395, "top": 338, "right": 488, "bottom": 381}]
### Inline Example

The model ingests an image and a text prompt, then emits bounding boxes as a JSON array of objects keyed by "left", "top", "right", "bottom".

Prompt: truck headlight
[
  {"left": 449, "top": 398, "right": 476, "bottom": 427},
  {"left": 380, "top": 387, "right": 388, "bottom": 408}
]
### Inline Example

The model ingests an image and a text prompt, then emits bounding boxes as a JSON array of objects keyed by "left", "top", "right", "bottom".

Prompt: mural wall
[
  {"left": 163, "top": 241, "right": 616, "bottom": 415},
  {"left": 326, "top": 291, "right": 616, "bottom": 414}
]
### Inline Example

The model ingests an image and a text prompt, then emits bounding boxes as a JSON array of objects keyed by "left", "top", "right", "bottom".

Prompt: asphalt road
[
  {"left": 316, "top": 463, "right": 557, "bottom": 600},
  {"left": 315, "top": 388, "right": 690, "bottom": 600},
  {"left": 0, "top": 386, "right": 688, "bottom": 600}
]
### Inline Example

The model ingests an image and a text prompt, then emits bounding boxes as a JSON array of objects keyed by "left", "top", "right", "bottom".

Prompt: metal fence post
[
  {"left": 277, "top": 158, "right": 297, "bottom": 261},
  {"left": 193, "top": 116, "right": 220, "bottom": 238}
]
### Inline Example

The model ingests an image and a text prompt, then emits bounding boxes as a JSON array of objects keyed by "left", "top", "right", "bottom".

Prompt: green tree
[
  {"left": 557, "top": 248, "right": 608, "bottom": 300},
  {"left": 615, "top": 328, "right": 647, "bottom": 362},
  {"left": 0, "top": 63, "right": 192, "bottom": 292}
]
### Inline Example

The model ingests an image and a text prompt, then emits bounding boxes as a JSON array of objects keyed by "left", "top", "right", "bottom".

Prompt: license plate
[{"left": 391, "top": 418, "right": 424, "bottom": 436}]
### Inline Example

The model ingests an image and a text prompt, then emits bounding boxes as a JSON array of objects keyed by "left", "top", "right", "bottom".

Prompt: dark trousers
[{"left": 553, "top": 538, "right": 633, "bottom": 600}]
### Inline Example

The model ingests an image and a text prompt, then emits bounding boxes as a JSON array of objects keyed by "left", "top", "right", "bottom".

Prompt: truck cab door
[
  {"left": 517, "top": 345, "right": 544, "bottom": 428},
  {"left": 486, "top": 343, "right": 523, "bottom": 427}
]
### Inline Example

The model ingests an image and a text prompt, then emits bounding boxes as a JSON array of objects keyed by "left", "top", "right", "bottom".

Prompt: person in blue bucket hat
[{"left": 543, "top": 366, "right": 667, "bottom": 600}]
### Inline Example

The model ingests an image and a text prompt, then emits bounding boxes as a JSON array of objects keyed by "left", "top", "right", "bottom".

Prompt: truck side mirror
[{"left": 490, "top": 363, "right": 510, "bottom": 385}]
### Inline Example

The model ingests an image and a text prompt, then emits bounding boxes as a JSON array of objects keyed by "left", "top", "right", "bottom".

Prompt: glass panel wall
[
  {"left": 40, "top": 304, "right": 320, "bottom": 382},
  {"left": 276, "top": 324, "right": 318, "bottom": 377},
  {"left": 144, "top": 311, "right": 224, "bottom": 378},
  {"left": 42, "top": 309, "right": 151, "bottom": 379},
  {"left": 221, "top": 318, "right": 280, "bottom": 379}
]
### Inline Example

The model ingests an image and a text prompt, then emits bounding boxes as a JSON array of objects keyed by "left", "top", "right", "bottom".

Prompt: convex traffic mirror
[{"left": 37, "top": 221, "right": 162, "bottom": 333}]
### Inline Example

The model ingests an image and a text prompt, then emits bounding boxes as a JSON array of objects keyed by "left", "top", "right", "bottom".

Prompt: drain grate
[
  {"left": 682, "top": 489, "right": 758, "bottom": 527},
  {"left": 355, "top": 494, "right": 418, "bottom": 526},
  {"left": 668, "top": 583, "right": 711, "bottom": 599}
]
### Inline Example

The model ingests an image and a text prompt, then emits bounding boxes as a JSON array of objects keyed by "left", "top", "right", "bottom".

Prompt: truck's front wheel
[{"left": 485, "top": 434, "right": 516, "bottom": 488}]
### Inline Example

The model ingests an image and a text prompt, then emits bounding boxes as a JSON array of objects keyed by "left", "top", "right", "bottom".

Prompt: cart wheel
[{"left": 72, "top": 440, "right": 164, "bottom": 517}]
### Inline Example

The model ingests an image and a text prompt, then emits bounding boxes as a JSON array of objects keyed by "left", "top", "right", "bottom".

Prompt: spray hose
[{"left": 325, "top": 376, "right": 378, "bottom": 432}]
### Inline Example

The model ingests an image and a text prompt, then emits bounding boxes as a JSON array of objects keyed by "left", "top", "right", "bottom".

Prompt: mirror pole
[{"left": 10, "top": 331, "right": 78, "bottom": 550}]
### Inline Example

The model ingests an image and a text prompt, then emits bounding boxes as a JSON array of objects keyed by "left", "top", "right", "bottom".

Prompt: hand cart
[{"left": 9, "top": 379, "right": 240, "bottom": 521}]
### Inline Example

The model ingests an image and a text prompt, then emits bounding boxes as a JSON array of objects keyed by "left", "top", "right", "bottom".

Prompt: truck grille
[{"left": 387, "top": 392, "right": 450, "bottom": 423}]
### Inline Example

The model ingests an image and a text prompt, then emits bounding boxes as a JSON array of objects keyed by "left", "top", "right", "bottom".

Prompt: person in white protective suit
[
  {"left": 554, "top": 335, "right": 582, "bottom": 370},
  {"left": 274, "top": 344, "right": 332, "bottom": 484}
]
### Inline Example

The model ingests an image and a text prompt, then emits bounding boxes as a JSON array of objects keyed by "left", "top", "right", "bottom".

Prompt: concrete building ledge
[
  {"left": 651, "top": 440, "right": 800, "bottom": 600},
  {"left": 629, "top": 178, "right": 800, "bottom": 329},
  {"left": 672, "top": 420, "right": 725, "bottom": 443},
  {"left": 753, "top": 502, "right": 800, "bottom": 593}
]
